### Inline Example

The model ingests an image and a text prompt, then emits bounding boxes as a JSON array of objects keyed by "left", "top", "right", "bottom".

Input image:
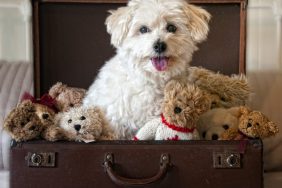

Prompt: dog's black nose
[
  {"left": 74, "top": 124, "right": 81, "bottom": 131},
  {"left": 153, "top": 41, "right": 167, "bottom": 53}
]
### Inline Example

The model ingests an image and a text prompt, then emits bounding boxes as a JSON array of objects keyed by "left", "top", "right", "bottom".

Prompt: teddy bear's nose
[
  {"left": 247, "top": 123, "right": 252, "bottom": 128},
  {"left": 212, "top": 134, "right": 218, "bottom": 140},
  {"left": 74, "top": 124, "right": 81, "bottom": 131}
]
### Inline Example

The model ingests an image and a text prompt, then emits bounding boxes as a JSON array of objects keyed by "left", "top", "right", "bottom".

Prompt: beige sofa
[
  {"left": 247, "top": 71, "right": 282, "bottom": 188},
  {"left": 0, "top": 61, "right": 33, "bottom": 188},
  {"left": 0, "top": 61, "right": 282, "bottom": 187}
]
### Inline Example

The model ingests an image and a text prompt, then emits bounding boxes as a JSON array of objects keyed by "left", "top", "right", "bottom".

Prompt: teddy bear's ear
[
  {"left": 54, "top": 112, "right": 64, "bottom": 125},
  {"left": 165, "top": 80, "right": 185, "bottom": 94},
  {"left": 18, "top": 100, "right": 35, "bottom": 112},
  {"left": 239, "top": 106, "right": 251, "bottom": 116},
  {"left": 86, "top": 107, "right": 103, "bottom": 116},
  {"left": 266, "top": 121, "right": 279, "bottom": 136},
  {"left": 183, "top": 3, "right": 211, "bottom": 43},
  {"left": 49, "top": 82, "right": 66, "bottom": 98}
]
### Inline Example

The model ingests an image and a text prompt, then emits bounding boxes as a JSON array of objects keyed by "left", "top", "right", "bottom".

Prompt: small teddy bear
[
  {"left": 134, "top": 80, "right": 211, "bottom": 140},
  {"left": 197, "top": 107, "right": 240, "bottom": 140},
  {"left": 188, "top": 66, "right": 250, "bottom": 109},
  {"left": 4, "top": 100, "right": 44, "bottom": 142},
  {"left": 49, "top": 82, "right": 86, "bottom": 112},
  {"left": 54, "top": 106, "right": 116, "bottom": 142},
  {"left": 220, "top": 106, "right": 279, "bottom": 140}
]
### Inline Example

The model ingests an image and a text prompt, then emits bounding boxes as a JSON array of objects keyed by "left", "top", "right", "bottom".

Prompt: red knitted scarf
[{"left": 161, "top": 114, "right": 195, "bottom": 133}]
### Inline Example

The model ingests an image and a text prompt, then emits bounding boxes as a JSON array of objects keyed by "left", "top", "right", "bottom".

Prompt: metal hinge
[
  {"left": 26, "top": 152, "right": 56, "bottom": 167},
  {"left": 213, "top": 152, "right": 241, "bottom": 169}
]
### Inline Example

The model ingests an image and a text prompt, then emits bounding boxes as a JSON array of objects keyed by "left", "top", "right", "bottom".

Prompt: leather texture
[{"left": 10, "top": 140, "right": 263, "bottom": 188}]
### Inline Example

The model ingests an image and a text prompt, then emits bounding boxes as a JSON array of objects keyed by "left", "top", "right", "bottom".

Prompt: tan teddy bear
[
  {"left": 49, "top": 82, "right": 86, "bottom": 112},
  {"left": 188, "top": 66, "right": 250, "bottom": 109},
  {"left": 4, "top": 100, "right": 45, "bottom": 142},
  {"left": 53, "top": 106, "right": 116, "bottom": 142},
  {"left": 220, "top": 106, "right": 279, "bottom": 140},
  {"left": 134, "top": 80, "right": 211, "bottom": 140},
  {"left": 197, "top": 107, "right": 240, "bottom": 140}
]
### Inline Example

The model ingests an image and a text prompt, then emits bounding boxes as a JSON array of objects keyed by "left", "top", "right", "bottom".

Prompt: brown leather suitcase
[
  {"left": 10, "top": 0, "right": 264, "bottom": 188},
  {"left": 11, "top": 140, "right": 262, "bottom": 188}
]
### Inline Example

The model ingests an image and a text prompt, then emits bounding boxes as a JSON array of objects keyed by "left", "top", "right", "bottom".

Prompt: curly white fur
[{"left": 83, "top": 0, "right": 211, "bottom": 139}]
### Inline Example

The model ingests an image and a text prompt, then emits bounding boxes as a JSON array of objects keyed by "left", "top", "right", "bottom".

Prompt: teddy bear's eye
[
  {"left": 69, "top": 104, "right": 74, "bottom": 107},
  {"left": 174, "top": 107, "right": 182, "bottom": 114},
  {"left": 80, "top": 116, "right": 86, "bottom": 120},
  {"left": 220, "top": 97, "right": 226, "bottom": 102},
  {"left": 42, "top": 113, "right": 49, "bottom": 119},
  {"left": 20, "top": 122, "right": 25, "bottom": 127},
  {"left": 140, "top": 26, "right": 150, "bottom": 34},
  {"left": 222, "top": 124, "right": 229, "bottom": 130},
  {"left": 68, "top": 119, "right": 72, "bottom": 123},
  {"left": 256, "top": 123, "right": 260, "bottom": 126}
]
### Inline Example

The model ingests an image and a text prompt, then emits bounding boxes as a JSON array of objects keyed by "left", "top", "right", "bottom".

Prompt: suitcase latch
[
  {"left": 213, "top": 152, "right": 241, "bottom": 168},
  {"left": 26, "top": 152, "right": 56, "bottom": 167}
]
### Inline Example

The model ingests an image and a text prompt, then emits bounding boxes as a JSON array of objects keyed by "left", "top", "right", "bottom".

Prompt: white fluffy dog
[{"left": 83, "top": 0, "right": 211, "bottom": 139}]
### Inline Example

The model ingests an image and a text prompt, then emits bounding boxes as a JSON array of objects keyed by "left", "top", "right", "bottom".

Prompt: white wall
[
  {"left": 0, "top": 0, "right": 31, "bottom": 62},
  {"left": 247, "top": 0, "right": 282, "bottom": 72}
]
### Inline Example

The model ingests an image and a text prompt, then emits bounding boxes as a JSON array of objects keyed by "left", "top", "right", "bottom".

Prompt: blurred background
[{"left": 0, "top": 0, "right": 282, "bottom": 187}]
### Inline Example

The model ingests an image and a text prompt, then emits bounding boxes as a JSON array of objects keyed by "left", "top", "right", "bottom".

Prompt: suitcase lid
[{"left": 32, "top": 0, "right": 248, "bottom": 97}]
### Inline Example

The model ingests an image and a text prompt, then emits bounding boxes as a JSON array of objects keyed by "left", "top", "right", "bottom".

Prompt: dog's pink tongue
[{"left": 152, "top": 57, "right": 169, "bottom": 71}]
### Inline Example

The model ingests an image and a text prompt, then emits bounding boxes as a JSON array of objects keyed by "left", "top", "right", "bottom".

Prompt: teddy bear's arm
[{"left": 135, "top": 118, "right": 160, "bottom": 140}]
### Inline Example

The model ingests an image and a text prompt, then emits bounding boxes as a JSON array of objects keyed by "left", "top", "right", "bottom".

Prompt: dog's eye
[
  {"left": 68, "top": 119, "right": 72, "bottom": 124},
  {"left": 140, "top": 26, "right": 150, "bottom": 34},
  {"left": 167, "top": 24, "right": 177, "bottom": 33},
  {"left": 80, "top": 116, "right": 86, "bottom": 120}
]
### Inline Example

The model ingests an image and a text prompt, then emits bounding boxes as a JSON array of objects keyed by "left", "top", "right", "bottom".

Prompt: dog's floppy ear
[
  {"left": 183, "top": 4, "right": 211, "bottom": 43},
  {"left": 105, "top": 6, "right": 135, "bottom": 48}
]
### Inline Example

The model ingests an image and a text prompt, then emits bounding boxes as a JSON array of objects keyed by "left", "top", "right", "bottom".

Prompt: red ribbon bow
[{"left": 21, "top": 92, "right": 58, "bottom": 113}]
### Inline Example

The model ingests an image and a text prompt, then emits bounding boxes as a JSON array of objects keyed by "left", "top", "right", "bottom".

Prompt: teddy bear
[
  {"left": 197, "top": 106, "right": 279, "bottom": 140},
  {"left": 52, "top": 106, "right": 116, "bottom": 142},
  {"left": 134, "top": 80, "right": 211, "bottom": 141},
  {"left": 4, "top": 100, "right": 45, "bottom": 142},
  {"left": 197, "top": 107, "right": 241, "bottom": 140},
  {"left": 187, "top": 66, "right": 250, "bottom": 109},
  {"left": 220, "top": 106, "right": 279, "bottom": 140},
  {"left": 49, "top": 82, "right": 86, "bottom": 112}
]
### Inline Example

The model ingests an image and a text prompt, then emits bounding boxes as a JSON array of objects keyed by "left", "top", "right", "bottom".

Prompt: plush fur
[
  {"left": 83, "top": 0, "right": 211, "bottom": 139},
  {"left": 55, "top": 107, "right": 116, "bottom": 142},
  {"left": 4, "top": 101, "right": 45, "bottom": 142},
  {"left": 188, "top": 66, "right": 250, "bottom": 109},
  {"left": 135, "top": 80, "right": 210, "bottom": 140},
  {"left": 49, "top": 82, "right": 86, "bottom": 112},
  {"left": 220, "top": 107, "right": 279, "bottom": 140},
  {"left": 197, "top": 107, "right": 240, "bottom": 140},
  {"left": 198, "top": 106, "right": 279, "bottom": 140}
]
